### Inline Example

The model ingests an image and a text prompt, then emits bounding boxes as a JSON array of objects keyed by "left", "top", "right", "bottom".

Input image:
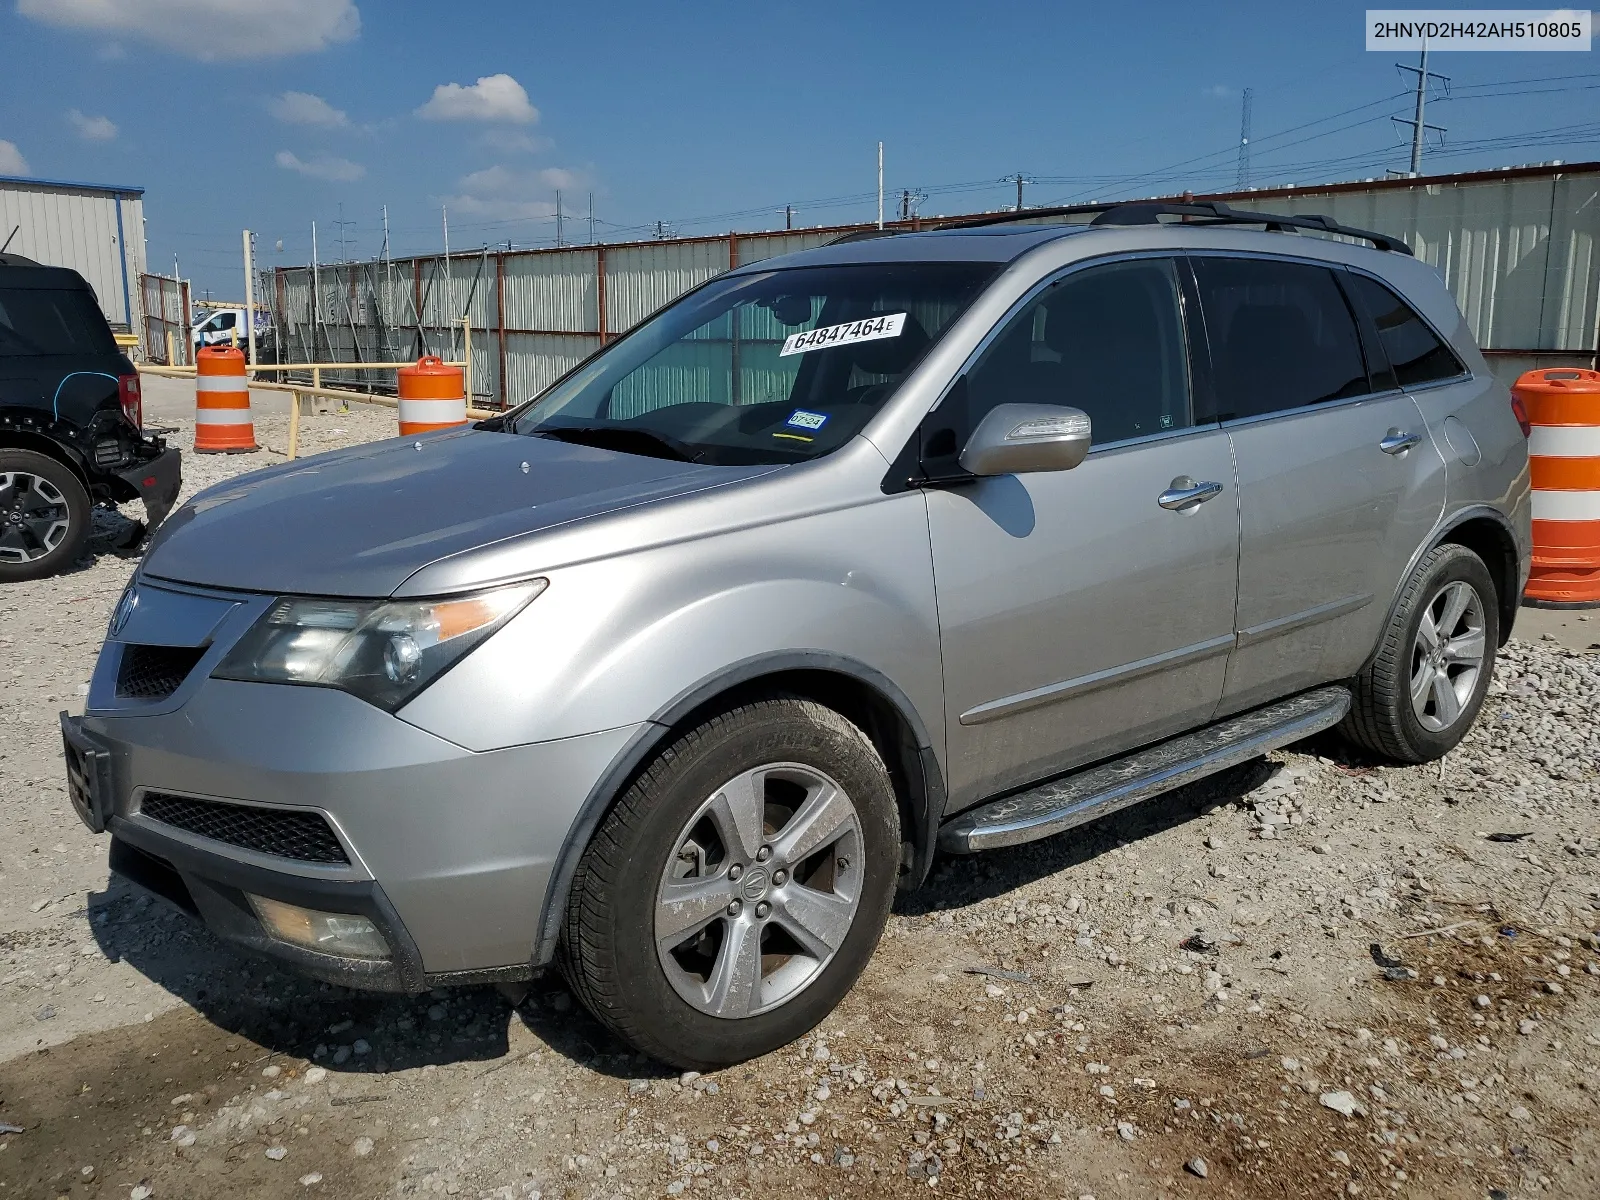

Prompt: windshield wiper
[{"left": 531, "top": 424, "right": 702, "bottom": 463}]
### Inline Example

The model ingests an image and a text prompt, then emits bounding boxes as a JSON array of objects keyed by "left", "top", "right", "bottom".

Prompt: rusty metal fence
[
  {"left": 139, "top": 273, "right": 191, "bottom": 365},
  {"left": 266, "top": 162, "right": 1600, "bottom": 407}
]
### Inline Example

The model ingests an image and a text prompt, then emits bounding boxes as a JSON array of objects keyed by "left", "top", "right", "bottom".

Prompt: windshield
[
  {"left": 0, "top": 286, "right": 115, "bottom": 356},
  {"left": 507, "top": 262, "right": 997, "bottom": 465}
]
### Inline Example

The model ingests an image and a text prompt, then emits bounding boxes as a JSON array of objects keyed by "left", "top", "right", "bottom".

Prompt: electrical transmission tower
[
  {"left": 1236, "top": 88, "right": 1253, "bottom": 189},
  {"left": 1393, "top": 46, "right": 1449, "bottom": 176}
]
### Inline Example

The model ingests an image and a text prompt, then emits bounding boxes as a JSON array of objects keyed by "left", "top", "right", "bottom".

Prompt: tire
[
  {"left": 559, "top": 695, "right": 901, "bottom": 1070},
  {"left": 0, "top": 449, "right": 92, "bottom": 584},
  {"left": 1341, "top": 543, "right": 1499, "bottom": 764}
]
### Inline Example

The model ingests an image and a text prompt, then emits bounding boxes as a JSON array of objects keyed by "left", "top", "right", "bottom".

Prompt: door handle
[
  {"left": 1379, "top": 429, "right": 1422, "bottom": 456},
  {"left": 1157, "top": 477, "right": 1224, "bottom": 512}
]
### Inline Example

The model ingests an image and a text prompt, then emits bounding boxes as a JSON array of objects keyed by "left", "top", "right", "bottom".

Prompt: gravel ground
[{"left": 2, "top": 411, "right": 1598, "bottom": 1199}]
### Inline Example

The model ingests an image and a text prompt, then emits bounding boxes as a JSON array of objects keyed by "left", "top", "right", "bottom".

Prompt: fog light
[{"left": 247, "top": 894, "right": 391, "bottom": 960}]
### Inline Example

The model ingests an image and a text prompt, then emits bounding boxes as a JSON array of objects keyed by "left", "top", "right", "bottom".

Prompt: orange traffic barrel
[
  {"left": 1518, "top": 367, "right": 1600, "bottom": 608},
  {"left": 194, "top": 346, "right": 258, "bottom": 454},
  {"left": 397, "top": 356, "right": 467, "bottom": 436}
]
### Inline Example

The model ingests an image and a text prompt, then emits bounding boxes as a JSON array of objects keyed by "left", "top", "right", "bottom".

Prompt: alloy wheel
[
  {"left": 1409, "top": 579, "right": 1486, "bottom": 733},
  {"left": 655, "top": 762, "right": 864, "bottom": 1019},
  {"left": 0, "top": 471, "right": 72, "bottom": 563}
]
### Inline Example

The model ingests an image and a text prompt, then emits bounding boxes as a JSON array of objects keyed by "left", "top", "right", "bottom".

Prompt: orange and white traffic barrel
[
  {"left": 193, "top": 346, "right": 258, "bottom": 454},
  {"left": 1517, "top": 367, "right": 1600, "bottom": 608},
  {"left": 397, "top": 356, "right": 468, "bottom": 436}
]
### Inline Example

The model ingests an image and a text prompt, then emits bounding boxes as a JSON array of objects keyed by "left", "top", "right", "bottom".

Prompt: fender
[
  {"left": 1364, "top": 503, "right": 1526, "bottom": 669},
  {"left": 530, "top": 649, "right": 946, "bottom": 968}
]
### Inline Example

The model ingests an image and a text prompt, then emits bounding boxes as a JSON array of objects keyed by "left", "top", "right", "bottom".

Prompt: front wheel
[
  {"left": 0, "top": 449, "right": 92, "bottom": 583},
  {"left": 1341, "top": 543, "right": 1499, "bottom": 763},
  {"left": 559, "top": 696, "right": 900, "bottom": 1069}
]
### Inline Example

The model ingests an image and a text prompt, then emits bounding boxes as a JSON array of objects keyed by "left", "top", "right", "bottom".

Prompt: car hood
[{"left": 142, "top": 428, "right": 772, "bottom": 597}]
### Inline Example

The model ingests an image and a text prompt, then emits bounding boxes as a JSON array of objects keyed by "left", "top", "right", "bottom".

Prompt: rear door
[
  {"left": 926, "top": 256, "right": 1239, "bottom": 808},
  {"left": 1192, "top": 254, "right": 1447, "bottom": 715}
]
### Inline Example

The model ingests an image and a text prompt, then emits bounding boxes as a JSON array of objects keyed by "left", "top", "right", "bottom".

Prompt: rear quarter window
[
  {"left": 1346, "top": 272, "right": 1466, "bottom": 387},
  {"left": 0, "top": 286, "right": 116, "bottom": 356}
]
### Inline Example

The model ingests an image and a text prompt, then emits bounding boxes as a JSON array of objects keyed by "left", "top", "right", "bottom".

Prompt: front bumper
[{"left": 68, "top": 681, "right": 641, "bottom": 990}]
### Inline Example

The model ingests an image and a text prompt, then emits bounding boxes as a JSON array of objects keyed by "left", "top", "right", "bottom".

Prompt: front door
[
  {"left": 1189, "top": 254, "right": 1449, "bottom": 715},
  {"left": 924, "top": 257, "right": 1241, "bottom": 810}
]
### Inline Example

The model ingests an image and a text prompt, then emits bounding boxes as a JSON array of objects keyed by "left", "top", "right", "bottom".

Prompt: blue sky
[{"left": 2, "top": 0, "right": 1595, "bottom": 297}]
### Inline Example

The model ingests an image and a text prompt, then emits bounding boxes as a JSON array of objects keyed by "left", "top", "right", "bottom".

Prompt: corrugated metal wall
[
  {"left": 0, "top": 179, "right": 145, "bottom": 331},
  {"left": 1254, "top": 173, "right": 1599, "bottom": 355},
  {"left": 138, "top": 273, "right": 190, "bottom": 364},
  {"left": 269, "top": 165, "right": 1600, "bottom": 409}
]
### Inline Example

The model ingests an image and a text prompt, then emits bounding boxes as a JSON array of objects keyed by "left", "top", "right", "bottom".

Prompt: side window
[
  {"left": 963, "top": 258, "right": 1192, "bottom": 446},
  {"left": 1346, "top": 272, "right": 1466, "bottom": 387},
  {"left": 215, "top": 312, "right": 237, "bottom": 330},
  {"left": 1192, "top": 257, "right": 1369, "bottom": 419}
]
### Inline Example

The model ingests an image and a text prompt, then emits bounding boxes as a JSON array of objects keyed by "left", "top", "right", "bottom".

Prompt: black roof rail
[
  {"left": 1089, "top": 200, "right": 1413, "bottom": 255},
  {"left": 826, "top": 228, "right": 903, "bottom": 246}
]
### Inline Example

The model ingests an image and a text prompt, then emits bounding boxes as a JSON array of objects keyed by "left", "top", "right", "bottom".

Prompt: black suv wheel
[
  {"left": 559, "top": 695, "right": 901, "bottom": 1069},
  {"left": 0, "top": 449, "right": 92, "bottom": 583},
  {"left": 1341, "top": 543, "right": 1499, "bottom": 763}
]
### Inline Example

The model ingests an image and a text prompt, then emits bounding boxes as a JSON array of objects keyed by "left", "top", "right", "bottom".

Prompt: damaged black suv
[{"left": 0, "top": 252, "right": 180, "bottom": 582}]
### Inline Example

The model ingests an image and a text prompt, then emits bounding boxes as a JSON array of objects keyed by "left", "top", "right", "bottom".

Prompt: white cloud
[
  {"left": 444, "top": 163, "right": 589, "bottom": 221},
  {"left": 17, "top": 0, "right": 360, "bottom": 60},
  {"left": 0, "top": 140, "right": 30, "bottom": 175},
  {"left": 68, "top": 109, "right": 119, "bottom": 141},
  {"left": 96, "top": 42, "right": 126, "bottom": 60},
  {"left": 270, "top": 90, "right": 349, "bottom": 127},
  {"left": 275, "top": 149, "right": 364, "bottom": 182},
  {"left": 1201, "top": 84, "right": 1235, "bottom": 99},
  {"left": 459, "top": 164, "right": 586, "bottom": 194},
  {"left": 417, "top": 74, "right": 537, "bottom": 124},
  {"left": 478, "top": 128, "right": 552, "bottom": 155}
]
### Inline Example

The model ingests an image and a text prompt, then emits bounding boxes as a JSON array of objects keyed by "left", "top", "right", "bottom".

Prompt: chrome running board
[{"left": 937, "top": 685, "right": 1351, "bottom": 854}]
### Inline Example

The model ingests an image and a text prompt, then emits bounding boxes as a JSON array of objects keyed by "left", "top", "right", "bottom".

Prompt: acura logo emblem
[{"left": 109, "top": 586, "right": 139, "bottom": 638}]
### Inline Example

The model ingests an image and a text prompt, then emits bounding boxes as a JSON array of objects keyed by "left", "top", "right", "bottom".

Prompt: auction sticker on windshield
[{"left": 780, "top": 313, "right": 906, "bottom": 357}]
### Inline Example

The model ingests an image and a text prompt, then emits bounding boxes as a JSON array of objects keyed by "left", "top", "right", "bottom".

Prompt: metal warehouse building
[
  {"left": 0, "top": 174, "right": 146, "bottom": 333},
  {"left": 264, "top": 160, "right": 1599, "bottom": 407}
]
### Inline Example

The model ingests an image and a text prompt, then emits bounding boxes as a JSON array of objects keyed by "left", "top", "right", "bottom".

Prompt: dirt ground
[{"left": 2, "top": 395, "right": 1597, "bottom": 1199}]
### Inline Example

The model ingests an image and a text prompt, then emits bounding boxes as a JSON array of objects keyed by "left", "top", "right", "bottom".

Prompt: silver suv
[{"left": 64, "top": 202, "right": 1531, "bottom": 1069}]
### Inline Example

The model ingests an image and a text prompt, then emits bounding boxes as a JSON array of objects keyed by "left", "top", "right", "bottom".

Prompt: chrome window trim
[
  {"left": 937, "top": 249, "right": 1211, "bottom": 456},
  {"left": 1219, "top": 387, "right": 1407, "bottom": 431}
]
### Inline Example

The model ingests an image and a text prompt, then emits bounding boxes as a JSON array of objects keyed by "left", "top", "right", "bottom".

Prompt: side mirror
[{"left": 958, "top": 403, "right": 1092, "bottom": 476}]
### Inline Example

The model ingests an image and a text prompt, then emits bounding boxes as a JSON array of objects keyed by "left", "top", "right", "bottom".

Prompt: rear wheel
[
  {"left": 0, "top": 449, "right": 91, "bottom": 583},
  {"left": 1341, "top": 543, "right": 1498, "bottom": 763},
  {"left": 559, "top": 695, "right": 900, "bottom": 1069}
]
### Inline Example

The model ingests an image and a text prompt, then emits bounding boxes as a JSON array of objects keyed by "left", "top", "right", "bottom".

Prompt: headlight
[{"left": 213, "top": 580, "right": 545, "bottom": 710}]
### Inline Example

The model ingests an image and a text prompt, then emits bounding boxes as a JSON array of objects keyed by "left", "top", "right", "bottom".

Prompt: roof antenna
[{"left": 0, "top": 224, "right": 19, "bottom": 254}]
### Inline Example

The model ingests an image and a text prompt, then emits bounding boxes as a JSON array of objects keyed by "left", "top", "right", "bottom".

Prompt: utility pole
[
  {"left": 655, "top": 220, "right": 665, "bottom": 240},
  {"left": 241, "top": 229, "right": 256, "bottom": 366},
  {"left": 588, "top": 192, "right": 595, "bottom": 244},
  {"left": 1003, "top": 174, "right": 1032, "bottom": 212},
  {"left": 555, "top": 189, "right": 563, "bottom": 247},
  {"left": 310, "top": 219, "right": 319, "bottom": 364},
  {"left": 1394, "top": 45, "right": 1448, "bottom": 176},
  {"left": 442, "top": 204, "right": 453, "bottom": 359},
  {"left": 1235, "top": 88, "right": 1253, "bottom": 189},
  {"left": 876, "top": 141, "right": 885, "bottom": 229},
  {"left": 333, "top": 201, "right": 353, "bottom": 263},
  {"left": 785, "top": 204, "right": 793, "bottom": 230}
]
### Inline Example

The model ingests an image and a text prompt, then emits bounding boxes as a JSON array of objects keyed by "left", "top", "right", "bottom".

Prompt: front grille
[
  {"left": 116, "top": 644, "right": 206, "bottom": 700},
  {"left": 140, "top": 792, "right": 350, "bottom": 864}
]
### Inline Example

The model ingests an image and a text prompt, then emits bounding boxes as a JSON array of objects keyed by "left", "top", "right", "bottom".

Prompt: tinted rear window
[
  {"left": 1192, "top": 256, "right": 1369, "bottom": 419},
  {"left": 1345, "top": 272, "right": 1466, "bottom": 387},
  {"left": 0, "top": 287, "right": 115, "bottom": 356}
]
